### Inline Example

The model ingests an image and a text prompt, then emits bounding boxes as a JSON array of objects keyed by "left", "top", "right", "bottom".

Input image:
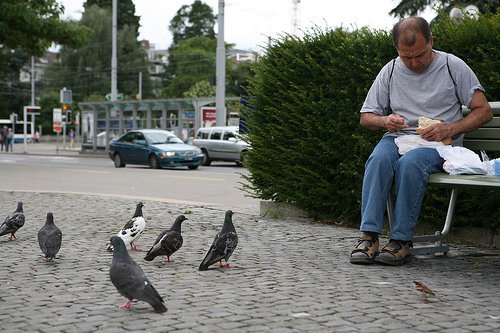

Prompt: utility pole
[
  {"left": 215, "top": 0, "right": 226, "bottom": 126},
  {"left": 111, "top": 0, "right": 118, "bottom": 102}
]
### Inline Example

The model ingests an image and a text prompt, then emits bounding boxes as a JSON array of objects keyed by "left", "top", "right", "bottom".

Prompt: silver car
[{"left": 193, "top": 126, "right": 250, "bottom": 166}]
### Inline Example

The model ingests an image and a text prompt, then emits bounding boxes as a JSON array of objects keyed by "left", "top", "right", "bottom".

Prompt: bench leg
[{"left": 387, "top": 189, "right": 459, "bottom": 256}]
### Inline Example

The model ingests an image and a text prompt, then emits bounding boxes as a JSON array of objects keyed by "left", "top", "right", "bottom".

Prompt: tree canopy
[
  {"left": 169, "top": 0, "right": 216, "bottom": 46},
  {"left": 390, "top": 0, "right": 499, "bottom": 19},
  {"left": 0, "top": 0, "right": 89, "bottom": 56},
  {"left": 84, "top": 0, "right": 140, "bottom": 37},
  {"left": 45, "top": 4, "right": 151, "bottom": 101}
]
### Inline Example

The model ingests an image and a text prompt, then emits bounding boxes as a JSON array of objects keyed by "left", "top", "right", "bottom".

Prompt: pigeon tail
[{"left": 152, "top": 302, "right": 168, "bottom": 314}]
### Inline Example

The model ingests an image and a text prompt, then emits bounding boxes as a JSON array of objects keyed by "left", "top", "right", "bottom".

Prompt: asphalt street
[{"left": 1, "top": 144, "right": 499, "bottom": 332}]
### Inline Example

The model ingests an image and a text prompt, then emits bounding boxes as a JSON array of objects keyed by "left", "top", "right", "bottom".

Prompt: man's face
[{"left": 396, "top": 33, "right": 434, "bottom": 73}]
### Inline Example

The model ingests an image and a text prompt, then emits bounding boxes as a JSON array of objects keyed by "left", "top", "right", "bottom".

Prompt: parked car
[
  {"left": 108, "top": 129, "right": 203, "bottom": 169},
  {"left": 193, "top": 126, "right": 250, "bottom": 166}
]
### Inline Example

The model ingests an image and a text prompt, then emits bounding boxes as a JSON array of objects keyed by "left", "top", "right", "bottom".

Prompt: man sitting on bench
[{"left": 350, "top": 16, "right": 492, "bottom": 266}]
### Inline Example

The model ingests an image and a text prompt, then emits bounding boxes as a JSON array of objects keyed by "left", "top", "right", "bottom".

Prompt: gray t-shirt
[{"left": 360, "top": 50, "right": 484, "bottom": 144}]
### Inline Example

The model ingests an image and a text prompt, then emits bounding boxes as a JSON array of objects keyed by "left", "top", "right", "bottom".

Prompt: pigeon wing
[{"left": 0, "top": 211, "right": 25, "bottom": 236}]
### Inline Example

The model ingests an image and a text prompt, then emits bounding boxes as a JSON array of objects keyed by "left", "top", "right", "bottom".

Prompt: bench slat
[
  {"left": 465, "top": 128, "right": 500, "bottom": 139},
  {"left": 428, "top": 174, "right": 500, "bottom": 189},
  {"left": 463, "top": 140, "right": 500, "bottom": 152}
]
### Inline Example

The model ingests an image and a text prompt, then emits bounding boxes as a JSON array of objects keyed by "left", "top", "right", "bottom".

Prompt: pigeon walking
[
  {"left": 0, "top": 201, "right": 25, "bottom": 241},
  {"left": 109, "top": 236, "right": 167, "bottom": 313},
  {"left": 199, "top": 210, "right": 238, "bottom": 271},
  {"left": 107, "top": 202, "right": 146, "bottom": 252},
  {"left": 144, "top": 215, "right": 187, "bottom": 262},
  {"left": 37, "top": 212, "right": 62, "bottom": 261}
]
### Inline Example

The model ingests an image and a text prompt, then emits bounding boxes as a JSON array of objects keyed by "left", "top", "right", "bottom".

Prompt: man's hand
[
  {"left": 418, "top": 123, "right": 453, "bottom": 143},
  {"left": 384, "top": 114, "right": 408, "bottom": 132}
]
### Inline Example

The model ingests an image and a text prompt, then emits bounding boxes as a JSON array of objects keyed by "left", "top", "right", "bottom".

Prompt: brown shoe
[
  {"left": 350, "top": 233, "right": 379, "bottom": 264},
  {"left": 374, "top": 239, "right": 413, "bottom": 266}
]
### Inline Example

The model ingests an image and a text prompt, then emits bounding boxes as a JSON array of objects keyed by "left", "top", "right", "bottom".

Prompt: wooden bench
[{"left": 387, "top": 101, "right": 500, "bottom": 256}]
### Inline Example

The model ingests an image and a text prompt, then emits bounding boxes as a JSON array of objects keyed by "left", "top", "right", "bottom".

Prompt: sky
[{"left": 59, "top": 0, "right": 436, "bottom": 53}]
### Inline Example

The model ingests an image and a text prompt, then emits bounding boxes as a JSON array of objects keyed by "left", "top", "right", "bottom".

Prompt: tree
[
  {"left": 0, "top": 0, "right": 88, "bottom": 56},
  {"left": 169, "top": 0, "right": 216, "bottom": 46},
  {"left": 84, "top": 0, "right": 140, "bottom": 37},
  {"left": 390, "top": 0, "right": 499, "bottom": 19},
  {"left": 44, "top": 5, "right": 151, "bottom": 101},
  {"left": 162, "top": 36, "right": 217, "bottom": 97}
]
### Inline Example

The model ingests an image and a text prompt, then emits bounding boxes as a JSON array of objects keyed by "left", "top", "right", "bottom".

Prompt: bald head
[{"left": 392, "top": 17, "right": 432, "bottom": 48}]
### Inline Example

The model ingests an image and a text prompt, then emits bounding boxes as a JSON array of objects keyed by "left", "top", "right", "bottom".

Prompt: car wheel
[
  {"left": 188, "top": 165, "right": 199, "bottom": 170},
  {"left": 149, "top": 154, "right": 161, "bottom": 169},
  {"left": 201, "top": 149, "right": 212, "bottom": 166},
  {"left": 236, "top": 151, "right": 247, "bottom": 167},
  {"left": 114, "top": 153, "right": 125, "bottom": 168}
]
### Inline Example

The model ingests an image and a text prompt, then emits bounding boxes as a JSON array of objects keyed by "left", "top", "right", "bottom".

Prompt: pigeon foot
[
  {"left": 162, "top": 257, "right": 175, "bottom": 262},
  {"left": 130, "top": 244, "right": 142, "bottom": 251},
  {"left": 8, "top": 234, "right": 17, "bottom": 241},
  {"left": 120, "top": 300, "right": 132, "bottom": 310},
  {"left": 219, "top": 261, "right": 236, "bottom": 269}
]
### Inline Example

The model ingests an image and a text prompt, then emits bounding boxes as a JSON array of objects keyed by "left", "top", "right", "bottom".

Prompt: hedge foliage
[{"left": 242, "top": 13, "right": 500, "bottom": 230}]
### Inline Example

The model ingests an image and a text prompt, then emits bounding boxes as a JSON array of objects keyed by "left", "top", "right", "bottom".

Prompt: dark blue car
[{"left": 108, "top": 129, "right": 203, "bottom": 169}]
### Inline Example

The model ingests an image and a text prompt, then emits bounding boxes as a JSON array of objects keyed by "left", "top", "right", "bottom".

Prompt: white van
[{"left": 193, "top": 126, "right": 249, "bottom": 166}]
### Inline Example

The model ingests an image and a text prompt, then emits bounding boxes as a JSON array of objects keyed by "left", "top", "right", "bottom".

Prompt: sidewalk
[
  {"left": 1, "top": 189, "right": 500, "bottom": 332},
  {"left": 9, "top": 141, "right": 105, "bottom": 157}
]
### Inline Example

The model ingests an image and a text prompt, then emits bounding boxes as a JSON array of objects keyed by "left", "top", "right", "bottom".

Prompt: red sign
[{"left": 201, "top": 107, "right": 217, "bottom": 127}]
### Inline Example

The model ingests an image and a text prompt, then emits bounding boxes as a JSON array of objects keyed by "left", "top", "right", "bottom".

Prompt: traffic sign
[
  {"left": 105, "top": 93, "right": 124, "bottom": 101},
  {"left": 53, "top": 108, "right": 62, "bottom": 133},
  {"left": 60, "top": 88, "right": 72, "bottom": 104}
]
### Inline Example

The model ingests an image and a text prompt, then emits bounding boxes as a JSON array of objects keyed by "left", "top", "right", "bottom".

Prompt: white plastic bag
[
  {"left": 395, "top": 135, "right": 444, "bottom": 155},
  {"left": 435, "top": 146, "right": 487, "bottom": 175}
]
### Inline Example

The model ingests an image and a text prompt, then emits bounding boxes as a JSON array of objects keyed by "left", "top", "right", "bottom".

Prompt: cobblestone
[{"left": 1, "top": 190, "right": 500, "bottom": 332}]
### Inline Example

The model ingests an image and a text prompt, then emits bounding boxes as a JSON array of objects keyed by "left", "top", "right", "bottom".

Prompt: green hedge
[{"left": 242, "top": 13, "right": 500, "bottom": 230}]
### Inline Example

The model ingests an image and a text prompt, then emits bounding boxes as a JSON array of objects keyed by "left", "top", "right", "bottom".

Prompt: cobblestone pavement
[{"left": 1, "top": 190, "right": 499, "bottom": 332}]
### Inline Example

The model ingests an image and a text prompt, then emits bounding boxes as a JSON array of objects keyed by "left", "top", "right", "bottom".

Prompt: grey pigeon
[
  {"left": 109, "top": 236, "right": 167, "bottom": 313},
  {"left": 106, "top": 202, "right": 146, "bottom": 252},
  {"left": 199, "top": 210, "right": 238, "bottom": 271},
  {"left": 0, "top": 202, "right": 25, "bottom": 241},
  {"left": 144, "top": 215, "right": 187, "bottom": 262},
  {"left": 37, "top": 212, "right": 62, "bottom": 261}
]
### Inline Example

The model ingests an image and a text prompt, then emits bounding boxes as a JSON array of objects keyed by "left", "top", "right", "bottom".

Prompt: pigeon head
[
  {"left": 46, "top": 212, "right": 54, "bottom": 224},
  {"left": 171, "top": 214, "right": 188, "bottom": 231},
  {"left": 110, "top": 236, "right": 127, "bottom": 253},
  {"left": 16, "top": 202, "right": 23, "bottom": 212},
  {"left": 133, "top": 202, "right": 145, "bottom": 217},
  {"left": 221, "top": 210, "right": 235, "bottom": 233}
]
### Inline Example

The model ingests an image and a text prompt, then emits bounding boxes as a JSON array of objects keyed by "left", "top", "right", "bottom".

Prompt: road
[{"left": 0, "top": 154, "right": 260, "bottom": 214}]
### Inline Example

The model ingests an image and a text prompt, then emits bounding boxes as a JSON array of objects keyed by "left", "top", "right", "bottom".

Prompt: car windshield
[{"left": 145, "top": 132, "right": 183, "bottom": 145}]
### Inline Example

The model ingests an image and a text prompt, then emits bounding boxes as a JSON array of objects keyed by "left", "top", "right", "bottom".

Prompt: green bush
[{"left": 242, "top": 13, "right": 500, "bottom": 230}]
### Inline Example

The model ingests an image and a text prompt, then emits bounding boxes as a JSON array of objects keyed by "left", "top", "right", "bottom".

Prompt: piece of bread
[{"left": 416, "top": 116, "right": 452, "bottom": 145}]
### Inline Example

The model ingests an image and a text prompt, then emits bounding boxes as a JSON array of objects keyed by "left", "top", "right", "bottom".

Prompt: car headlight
[
  {"left": 194, "top": 147, "right": 202, "bottom": 155},
  {"left": 163, "top": 151, "right": 176, "bottom": 157}
]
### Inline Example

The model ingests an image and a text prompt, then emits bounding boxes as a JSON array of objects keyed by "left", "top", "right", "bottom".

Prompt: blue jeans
[{"left": 360, "top": 136, "right": 444, "bottom": 241}]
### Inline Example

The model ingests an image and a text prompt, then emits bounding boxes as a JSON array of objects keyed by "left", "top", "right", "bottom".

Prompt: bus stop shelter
[{"left": 78, "top": 97, "right": 239, "bottom": 152}]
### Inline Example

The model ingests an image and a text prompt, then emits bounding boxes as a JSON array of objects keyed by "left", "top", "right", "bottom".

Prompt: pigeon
[
  {"left": 37, "top": 212, "right": 63, "bottom": 261},
  {"left": 199, "top": 210, "right": 238, "bottom": 271},
  {"left": 144, "top": 215, "right": 187, "bottom": 262},
  {"left": 107, "top": 202, "right": 146, "bottom": 252},
  {"left": 0, "top": 201, "right": 25, "bottom": 241},
  {"left": 109, "top": 236, "right": 167, "bottom": 313}
]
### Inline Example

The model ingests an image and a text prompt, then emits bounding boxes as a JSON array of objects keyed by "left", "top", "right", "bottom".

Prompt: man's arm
[
  {"left": 360, "top": 112, "right": 408, "bottom": 132},
  {"left": 419, "top": 90, "right": 492, "bottom": 142}
]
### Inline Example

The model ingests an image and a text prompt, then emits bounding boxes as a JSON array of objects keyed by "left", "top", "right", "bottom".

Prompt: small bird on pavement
[
  {"left": 109, "top": 236, "right": 167, "bottom": 313},
  {"left": 0, "top": 201, "right": 25, "bottom": 241},
  {"left": 37, "top": 212, "right": 63, "bottom": 261},
  {"left": 199, "top": 210, "right": 238, "bottom": 271},
  {"left": 107, "top": 202, "right": 146, "bottom": 252},
  {"left": 414, "top": 281, "right": 437, "bottom": 300},
  {"left": 144, "top": 215, "right": 187, "bottom": 262}
]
